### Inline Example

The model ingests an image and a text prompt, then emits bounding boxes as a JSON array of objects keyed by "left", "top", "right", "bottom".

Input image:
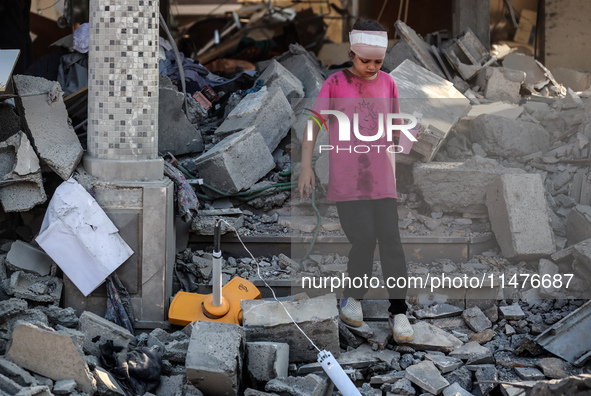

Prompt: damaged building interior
[{"left": 0, "top": 0, "right": 591, "bottom": 395}]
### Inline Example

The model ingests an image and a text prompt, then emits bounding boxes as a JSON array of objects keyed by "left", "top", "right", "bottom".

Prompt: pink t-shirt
[{"left": 313, "top": 70, "right": 400, "bottom": 202}]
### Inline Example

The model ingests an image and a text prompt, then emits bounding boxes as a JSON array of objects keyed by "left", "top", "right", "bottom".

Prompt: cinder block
[
  {"left": 468, "top": 114, "right": 550, "bottom": 158},
  {"left": 215, "top": 86, "right": 292, "bottom": 152},
  {"left": 475, "top": 66, "right": 525, "bottom": 100},
  {"left": 194, "top": 127, "right": 275, "bottom": 194},
  {"left": 242, "top": 294, "right": 339, "bottom": 363},
  {"left": 414, "top": 156, "right": 525, "bottom": 214},
  {"left": 6, "top": 241, "right": 54, "bottom": 276},
  {"left": 78, "top": 311, "right": 134, "bottom": 358},
  {"left": 259, "top": 59, "right": 304, "bottom": 102},
  {"left": 13, "top": 75, "right": 83, "bottom": 180},
  {"left": 486, "top": 173, "right": 556, "bottom": 260},
  {"left": 185, "top": 321, "right": 245, "bottom": 396},
  {"left": 246, "top": 342, "right": 289, "bottom": 384},
  {"left": 7, "top": 322, "right": 96, "bottom": 394},
  {"left": 0, "top": 132, "right": 46, "bottom": 212},
  {"left": 279, "top": 43, "right": 325, "bottom": 98}
]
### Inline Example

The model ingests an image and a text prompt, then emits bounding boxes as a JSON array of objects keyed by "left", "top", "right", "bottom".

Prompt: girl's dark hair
[{"left": 352, "top": 17, "right": 386, "bottom": 32}]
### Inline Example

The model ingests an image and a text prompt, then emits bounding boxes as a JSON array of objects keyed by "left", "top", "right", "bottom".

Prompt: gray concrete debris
[
  {"left": 401, "top": 322, "right": 463, "bottom": 353},
  {"left": 499, "top": 304, "right": 525, "bottom": 320},
  {"left": 185, "top": 321, "right": 245, "bottom": 396},
  {"left": 442, "top": 28, "right": 490, "bottom": 80},
  {"left": 194, "top": 126, "right": 275, "bottom": 194},
  {"left": 389, "top": 59, "right": 471, "bottom": 163},
  {"left": 0, "top": 103, "right": 21, "bottom": 142},
  {"left": 426, "top": 354, "right": 464, "bottom": 374},
  {"left": 14, "top": 385, "right": 54, "bottom": 396},
  {"left": 530, "top": 374, "right": 591, "bottom": 396},
  {"left": 462, "top": 306, "right": 492, "bottom": 333},
  {"left": 13, "top": 75, "right": 83, "bottom": 180},
  {"left": 383, "top": 39, "right": 419, "bottom": 73},
  {"left": 474, "top": 67, "right": 526, "bottom": 100},
  {"left": 192, "top": 210, "right": 244, "bottom": 235},
  {"left": 536, "top": 357, "right": 574, "bottom": 379},
  {"left": 0, "top": 357, "right": 37, "bottom": 387},
  {"left": 6, "top": 241, "right": 54, "bottom": 276},
  {"left": 158, "top": 75, "right": 204, "bottom": 156},
  {"left": 154, "top": 374, "right": 184, "bottom": 396},
  {"left": 486, "top": 173, "right": 556, "bottom": 260},
  {"left": 3, "top": 271, "right": 62, "bottom": 304},
  {"left": 78, "top": 311, "right": 134, "bottom": 358},
  {"left": 514, "top": 367, "right": 545, "bottom": 381},
  {"left": 389, "top": 377, "right": 415, "bottom": 395},
  {"left": 93, "top": 366, "right": 126, "bottom": 396},
  {"left": 244, "top": 389, "right": 279, "bottom": 396},
  {"left": 7, "top": 322, "right": 96, "bottom": 394},
  {"left": 246, "top": 342, "right": 289, "bottom": 384},
  {"left": 0, "top": 373, "right": 24, "bottom": 395},
  {"left": 279, "top": 43, "right": 326, "bottom": 98},
  {"left": 449, "top": 342, "right": 491, "bottom": 360},
  {"left": 475, "top": 365, "right": 497, "bottom": 395},
  {"left": 265, "top": 373, "right": 331, "bottom": 396},
  {"left": 466, "top": 103, "right": 524, "bottom": 120},
  {"left": 259, "top": 59, "right": 305, "bottom": 102},
  {"left": 414, "top": 156, "right": 525, "bottom": 214},
  {"left": 443, "top": 382, "right": 474, "bottom": 396},
  {"left": 147, "top": 328, "right": 190, "bottom": 364},
  {"left": 414, "top": 304, "right": 463, "bottom": 319},
  {"left": 444, "top": 366, "right": 473, "bottom": 393},
  {"left": 0, "top": 298, "right": 28, "bottom": 318},
  {"left": 242, "top": 294, "right": 339, "bottom": 363},
  {"left": 53, "top": 379, "right": 77, "bottom": 394},
  {"left": 552, "top": 66, "right": 591, "bottom": 92},
  {"left": 468, "top": 114, "right": 550, "bottom": 158},
  {"left": 405, "top": 360, "right": 450, "bottom": 394},
  {"left": 394, "top": 21, "right": 445, "bottom": 78},
  {"left": 215, "top": 86, "right": 292, "bottom": 153},
  {"left": 566, "top": 205, "right": 591, "bottom": 245},
  {"left": 0, "top": 132, "right": 46, "bottom": 212},
  {"left": 503, "top": 53, "right": 547, "bottom": 86},
  {"left": 38, "top": 305, "right": 78, "bottom": 329}
]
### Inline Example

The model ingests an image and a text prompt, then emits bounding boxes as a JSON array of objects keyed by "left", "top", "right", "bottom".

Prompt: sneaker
[
  {"left": 339, "top": 298, "right": 363, "bottom": 327},
  {"left": 389, "top": 313, "right": 414, "bottom": 343}
]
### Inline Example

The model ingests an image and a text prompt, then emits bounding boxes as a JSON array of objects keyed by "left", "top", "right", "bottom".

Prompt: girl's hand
[{"left": 298, "top": 168, "right": 316, "bottom": 198}]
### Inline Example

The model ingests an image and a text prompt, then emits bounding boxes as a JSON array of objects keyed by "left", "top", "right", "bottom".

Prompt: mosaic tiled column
[{"left": 70, "top": 0, "right": 174, "bottom": 325}]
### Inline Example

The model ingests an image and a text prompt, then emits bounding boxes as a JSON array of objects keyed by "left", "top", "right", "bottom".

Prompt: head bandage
[{"left": 349, "top": 29, "right": 388, "bottom": 60}]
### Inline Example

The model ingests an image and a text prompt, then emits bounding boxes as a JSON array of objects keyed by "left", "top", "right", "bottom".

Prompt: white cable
[{"left": 219, "top": 218, "right": 322, "bottom": 353}]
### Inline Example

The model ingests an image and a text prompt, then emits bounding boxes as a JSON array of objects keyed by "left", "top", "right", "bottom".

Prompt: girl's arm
[{"left": 298, "top": 121, "right": 321, "bottom": 198}]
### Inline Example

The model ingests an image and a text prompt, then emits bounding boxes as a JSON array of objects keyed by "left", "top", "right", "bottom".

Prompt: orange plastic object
[{"left": 168, "top": 276, "right": 261, "bottom": 326}]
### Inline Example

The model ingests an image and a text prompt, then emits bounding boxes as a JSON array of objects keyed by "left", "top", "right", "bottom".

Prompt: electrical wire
[
  {"left": 219, "top": 218, "right": 322, "bottom": 353},
  {"left": 37, "top": 0, "right": 61, "bottom": 12}
]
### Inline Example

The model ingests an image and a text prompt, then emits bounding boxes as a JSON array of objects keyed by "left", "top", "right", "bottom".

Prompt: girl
[{"left": 298, "top": 17, "right": 414, "bottom": 343}]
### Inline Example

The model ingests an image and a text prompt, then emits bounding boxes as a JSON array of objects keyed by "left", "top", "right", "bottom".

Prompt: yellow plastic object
[{"left": 168, "top": 276, "right": 261, "bottom": 326}]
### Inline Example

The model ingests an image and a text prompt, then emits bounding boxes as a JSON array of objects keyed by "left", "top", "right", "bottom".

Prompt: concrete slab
[
  {"left": 158, "top": 75, "right": 204, "bottom": 156},
  {"left": 467, "top": 103, "right": 523, "bottom": 119},
  {"left": 426, "top": 354, "right": 464, "bottom": 374},
  {"left": 185, "top": 321, "right": 245, "bottom": 396},
  {"left": 503, "top": 53, "right": 547, "bottom": 85},
  {"left": 242, "top": 294, "right": 339, "bottom": 363},
  {"left": 449, "top": 341, "right": 491, "bottom": 360},
  {"left": 536, "top": 357, "right": 572, "bottom": 379},
  {"left": 259, "top": 59, "right": 304, "bottom": 102},
  {"left": 514, "top": 367, "right": 545, "bottom": 381},
  {"left": 215, "top": 87, "right": 292, "bottom": 153},
  {"left": 414, "top": 156, "right": 525, "bottom": 214},
  {"left": 486, "top": 174, "right": 556, "bottom": 260},
  {"left": 0, "top": 132, "right": 46, "bottom": 212},
  {"left": 462, "top": 306, "right": 492, "bottom": 333},
  {"left": 394, "top": 21, "right": 445, "bottom": 78},
  {"left": 474, "top": 66, "right": 525, "bottom": 100},
  {"left": 6, "top": 241, "right": 53, "bottom": 276},
  {"left": 195, "top": 126, "right": 275, "bottom": 194},
  {"left": 406, "top": 360, "right": 450, "bottom": 394},
  {"left": 499, "top": 304, "right": 525, "bottom": 320},
  {"left": 13, "top": 75, "right": 82, "bottom": 180},
  {"left": 383, "top": 39, "right": 420, "bottom": 73},
  {"left": 3, "top": 271, "right": 62, "bottom": 304},
  {"left": 7, "top": 322, "right": 96, "bottom": 394},
  {"left": 279, "top": 43, "right": 325, "bottom": 98},
  {"left": 401, "top": 321, "right": 463, "bottom": 353},
  {"left": 78, "top": 311, "right": 134, "bottom": 358}
]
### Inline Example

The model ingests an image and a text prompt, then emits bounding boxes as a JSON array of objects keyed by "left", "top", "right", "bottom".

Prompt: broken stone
[
  {"left": 215, "top": 86, "right": 292, "bottom": 153},
  {"left": 489, "top": 173, "right": 556, "bottom": 259},
  {"left": 530, "top": 374, "right": 591, "bottom": 396},
  {"left": 194, "top": 126, "right": 275, "bottom": 194},
  {"left": 468, "top": 114, "right": 550, "bottom": 158},
  {"left": 514, "top": 367, "right": 545, "bottom": 381},
  {"left": 402, "top": 321, "right": 463, "bottom": 353},
  {"left": 474, "top": 67, "right": 526, "bottom": 100},
  {"left": 366, "top": 321, "right": 392, "bottom": 350},
  {"left": 414, "top": 303, "right": 463, "bottom": 319},
  {"left": 0, "top": 298, "right": 28, "bottom": 318},
  {"left": 13, "top": 75, "right": 83, "bottom": 180},
  {"left": 93, "top": 366, "right": 126, "bottom": 396},
  {"left": 467, "top": 103, "right": 524, "bottom": 120},
  {"left": 383, "top": 39, "right": 419, "bottom": 73},
  {"left": 552, "top": 67, "right": 591, "bottom": 92},
  {"left": 444, "top": 366, "right": 473, "bottom": 393},
  {"left": 242, "top": 294, "right": 338, "bottom": 363},
  {"left": 393, "top": 21, "right": 446, "bottom": 78},
  {"left": 158, "top": 75, "right": 204, "bottom": 156},
  {"left": 0, "top": 357, "right": 37, "bottom": 387},
  {"left": 449, "top": 342, "right": 491, "bottom": 360},
  {"left": 147, "top": 328, "right": 189, "bottom": 364},
  {"left": 265, "top": 373, "right": 331, "bottom": 396},
  {"left": 6, "top": 241, "right": 53, "bottom": 276},
  {"left": 469, "top": 329, "right": 496, "bottom": 344},
  {"left": 279, "top": 43, "right": 325, "bottom": 98},
  {"left": 567, "top": 205, "right": 591, "bottom": 245},
  {"left": 443, "top": 383, "right": 474, "bottom": 396},
  {"left": 389, "top": 377, "right": 415, "bottom": 395},
  {"left": 462, "top": 307, "right": 492, "bottom": 333},
  {"left": 7, "top": 322, "right": 96, "bottom": 394},
  {"left": 405, "top": 360, "right": 450, "bottom": 395},
  {"left": 53, "top": 379, "right": 77, "bottom": 395},
  {"left": 483, "top": 305, "right": 499, "bottom": 323},
  {"left": 246, "top": 342, "right": 289, "bottom": 383},
  {"left": 465, "top": 349, "right": 495, "bottom": 365},
  {"left": 536, "top": 357, "right": 573, "bottom": 379},
  {"left": 425, "top": 354, "right": 463, "bottom": 374},
  {"left": 3, "top": 271, "right": 62, "bottom": 304},
  {"left": 0, "top": 373, "right": 24, "bottom": 395},
  {"left": 78, "top": 311, "right": 134, "bottom": 358},
  {"left": 499, "top": 304, "right": 526, "bottom": 320},
  {"left": 259, "top": 59, "right": 305, "bottom": 102},
  {"left": 475, "top": 365, "right": 497, "bottom": 395},
  {"left": 502, "top": 53, "right": 547, "bottom": 85},
  {"left": 414, "top": 156, "right": 525, "bottom": 214},
  {"left": 442, "top": 28, "right": 490, "bottom": 80},
  {"left": 186, "top": 321, "right": 245, "bottom": 396}
]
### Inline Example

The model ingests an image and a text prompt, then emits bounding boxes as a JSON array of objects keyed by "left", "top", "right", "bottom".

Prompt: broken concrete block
[
  {"left": 449, "top": 342, "right": 491, "bottom": 361},
  {"left": 406, "top": 360, "right": 450, "bottom": 394},
  {"left": 514, "top": 367, "right": 545, "bottom": 381},
  {"left": 443, "top": 382, "right": 474, "bottom": 396},
  {"left": 265, "top": 374, "right": 331, "bottom": 396},
  {"left": 195, "top": 126, "right": 275, "bottom": 194},
  {"left": 442, "top": 28, "right": 490, "bottom": 80},
  {"left": 389, "top": 60, "right": 471, "bottom": 163},
  {"left": 246, "top": 342, "right": 289, "bottom": 384},
  {"left": 242, "top": 294, "right": 339, "bottom": 363},
  {"left": 468, "top": 114, "right": 550, "bottom": 158},
  {"left": 426, "top": 354, "right": 464, "bottom": 374},
  {"left": 414, "top": 303, "right": 463, "bottom": 319},
  {"left": 215, "top": 86, "right": 292, "bottom": 152},
  {"left": 0, "top": 298, "right": 28, "bottom": 318},
  {"left": 147, "top": 328, "right": 189, "bottom": 364},
  {"left": 259, "top": 59, "right": 305, "bottom": 102},
  {"left": 78, "top": 311, "right": 134, "bottom": 358},
  {"left": 0, "top": 132, "right": 46, "bottom": 212},
  {"left": 94, "top": 366, "right": 126, "bottom": 396},
  {"left": 401, "top": 321, "right": 463, "bottom": 353},
  {"left": 186, "top": 321, "right": 245, "bottom": 396},
  {"left": 279, "top": 43, "right": 325, "bottom": 98},
  {"left": 0, "top": 357, "right": 37, "bottom": 387},
  {"left": 499, "top": 304, "right": 525, "bottom": 320},
  {"left": 383, "top": 39, "right": 420, "bottom": 73},
  {"left": 53, "top": 379, "right": 77, "bottom": 394},
  {"left": 462, "top": 307, "right": 492, "bottom": 333},
  {"left": 486, "top": 173, "right": 556, "bottom": 260},
  {"left": 3, "top": 271, "right": 62, "bottom": 304},
  {"left": 536, "top": 357, "right": 572, "bottom": 379},
  {"left": 467, "top": 103, "right": 524, "bottom": 120},
  {"left": 414, "top": 156, "right": 525, "bottom": 214},
  {"left": 38, "top": 305, "right": 78, "bottom": 328},
  {"left": 7, "top": 322, "right": 96, "bottom": 394},
  {"left": 13, "top": 75, "right": 83, "bottom": 180},
  {"left": 6, "top": 241, "right": 53, "bottom": 276},
  {"left": 552, "top": 66, "right": 591, "bottom": 92},
  {"left": 389, "top": 377, "right": 415, "bottom": 395},
  {"left": 0, "top": 372, "right": 23, "bottom": 394},
  {"left": 158, "top": 75, "right": 204, "bottom": 156},
  {"left": 394, "top": 21, "right": 446, "bottom": 78},
  {"left": 567, "top": 205, "right": 591, "bottom": 245},
  {"left": 474, "top": 66, "right": 526, "bottom": 100},
  {"left": 503, "top": 53, "right": 547, "bottom": 85},
  {"left": 475, "top": 365, "right": 497, "bottom": 395}
]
